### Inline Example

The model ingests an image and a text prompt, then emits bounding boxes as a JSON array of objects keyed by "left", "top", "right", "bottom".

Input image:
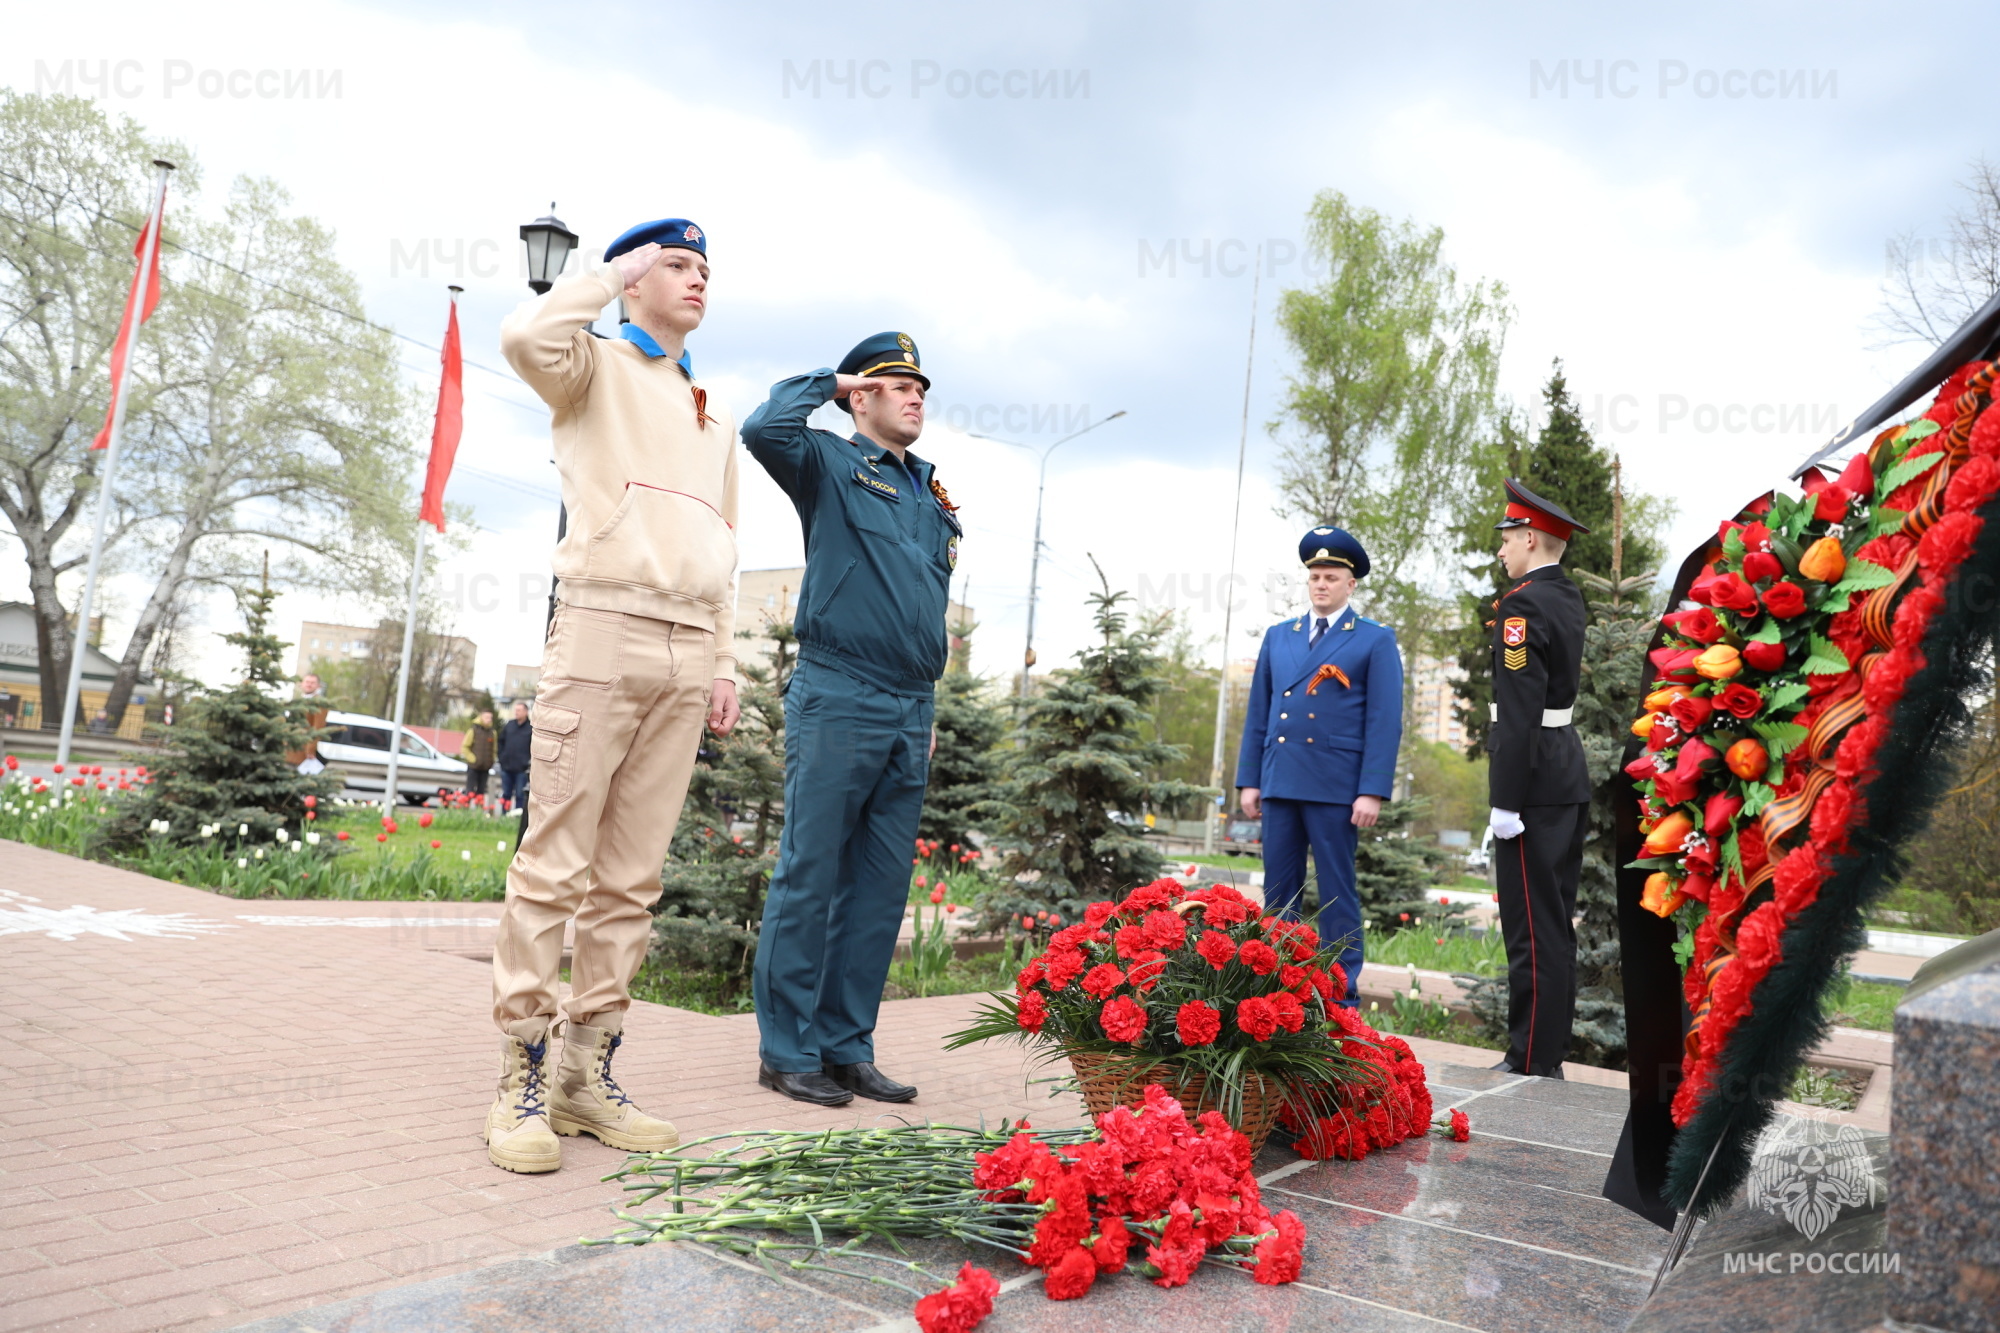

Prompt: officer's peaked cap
[{"left": 1298, "top": 525, "right": 1369, "bottom": 578}]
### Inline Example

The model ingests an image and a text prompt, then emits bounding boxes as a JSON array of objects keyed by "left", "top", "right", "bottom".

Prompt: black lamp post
[{"left": 519, "top": 205, "right": 577, "bottom": 295}]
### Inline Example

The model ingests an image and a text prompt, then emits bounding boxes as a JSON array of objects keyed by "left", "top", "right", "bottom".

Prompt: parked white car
[{"left": 315, "top": 710, "right": 467, "bottom": 805}]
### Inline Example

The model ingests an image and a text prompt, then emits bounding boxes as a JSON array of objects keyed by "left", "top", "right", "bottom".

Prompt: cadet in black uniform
[{"left": 1486, "top": 479, "right": 1592, "bottom": 1079}]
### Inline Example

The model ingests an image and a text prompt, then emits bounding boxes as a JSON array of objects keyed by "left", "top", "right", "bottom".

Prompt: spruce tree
[
  {"left": 1452, "top": 362, "right": 1664, "bottom": 751},
  {"left": 974, "top": 566, "right": 1209, "bottom": 928},
  {"left": 651, "top": 623, "right": 792, "bottom": 980},
  {"left": 98, "top": 586, "right": 337, "bottom": 852},
  {"left": 920, "top": 621, "right": 1006, "bottom": 849},
  {"left": 1351, "top": 797, "right": 1462, "bottom": 931}
]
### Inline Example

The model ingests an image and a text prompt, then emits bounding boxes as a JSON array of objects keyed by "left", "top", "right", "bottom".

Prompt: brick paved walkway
[{"left": 0, "top": 841, "right": 1082, "bottom": 1332}]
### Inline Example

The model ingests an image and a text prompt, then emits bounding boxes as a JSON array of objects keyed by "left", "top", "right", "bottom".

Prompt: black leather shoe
[
  {"left": 1490, "top": 1060, "right": 1520, "bottom": 1073},
  {"left": 822, "top": 1061, "right": 918, "bottom": 1103},
  {"left": 758, "top": 1064, "right": 853, "bottom": 1106}
]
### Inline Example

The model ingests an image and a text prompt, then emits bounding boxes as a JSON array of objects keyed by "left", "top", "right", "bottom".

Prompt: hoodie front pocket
[{"left": 584, "top": 484, "right": 735, "bottom": 607}]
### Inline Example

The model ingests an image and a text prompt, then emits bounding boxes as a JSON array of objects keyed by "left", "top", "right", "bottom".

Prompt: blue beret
[
  {"left": 1299, "top": 525, "right": 1369, "bottom": 578},
  {"left": 603, "top": 218, "right": 706, "bottom": 262},
  {"left": 834, "top": 331, "right": 928, "bottom": 413}
]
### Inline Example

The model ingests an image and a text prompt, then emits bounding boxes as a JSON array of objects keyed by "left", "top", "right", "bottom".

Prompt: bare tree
[{"left": 1877, "top": 156, "right": 2000, "bottom": 346}]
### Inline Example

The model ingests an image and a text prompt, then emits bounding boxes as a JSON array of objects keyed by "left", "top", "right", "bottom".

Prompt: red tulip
[
  {"left": 52, "top": 763, "right": 64, "bottom": 773},
  {"left": 419, "top": 812, "right": 433, "bottom": 828},
  {"left": 1703, "top": 790, "right": 1743, "bottom": 837},
  {"left": 430, "top": 839, "right": 441, "bottom": 849},
  {"left": 336, "top": 830, "right": 351, "bottom": 841}
]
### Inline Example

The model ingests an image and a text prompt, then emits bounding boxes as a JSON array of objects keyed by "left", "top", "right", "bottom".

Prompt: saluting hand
[
  {"left": 834, "top": 373, "right": 882, "bottom": 407},
  {"left": 613, "top": 242, "right": 664, "bottom": 289}
]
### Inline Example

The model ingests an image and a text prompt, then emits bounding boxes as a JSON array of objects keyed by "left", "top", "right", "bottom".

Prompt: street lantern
[{"left": 519, "top": 204, "right": 578, "bottom": 294}]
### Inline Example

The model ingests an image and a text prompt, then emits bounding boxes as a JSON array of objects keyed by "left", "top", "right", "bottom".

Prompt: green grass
[
  {"left": 1788, "top": 1065, "right": 1867, "bottom": 1110},
  {"left": 1365, "top": 927, "right": 1508, "bottom": 976},
  {"left": 0, "top": 783, "right": 517, "bottom": 901},
  {"left": 1180, "top": 853, "right": 1264, "bottom": 872},
  {"left": 1366, "top": 992, "right": 1506, "bottom": 1050},
  {"left": 1827, "top": 977, "right": 1901, "bottom": 1032}
]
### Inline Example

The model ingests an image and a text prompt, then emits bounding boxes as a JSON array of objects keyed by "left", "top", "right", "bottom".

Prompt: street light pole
[
  {"left": 1204, "top": 247, "right": 1262, "bottom": 855},
  {"left": 970, "top": 410, "right": 1126, "bottom": 708}
]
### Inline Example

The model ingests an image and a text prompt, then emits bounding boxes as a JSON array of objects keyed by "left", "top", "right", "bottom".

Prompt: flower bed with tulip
[
  {"left": 1624, "top": 359, "right": 2000, "bottom": 1209},
  {"left": 946, "top": 877, "right": 1447, "bottom": 1160}
]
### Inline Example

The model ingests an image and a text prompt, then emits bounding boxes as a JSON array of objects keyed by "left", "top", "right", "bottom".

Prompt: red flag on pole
[
  {"left": 90, "top": 195, "right": 168, "bottom": 450},
  {"left": 419, "top": 292, "right": 463, "bottom": 532}
]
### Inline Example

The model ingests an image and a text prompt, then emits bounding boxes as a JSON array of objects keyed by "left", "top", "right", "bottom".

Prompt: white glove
[{"left": 1489, "top": 807, "right": 1525, "bottom": 840}]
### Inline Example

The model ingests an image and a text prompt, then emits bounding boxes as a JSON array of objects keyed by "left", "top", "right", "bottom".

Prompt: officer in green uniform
[{"left": 740, "top": 333, "right": 959, "bottom": 1106}]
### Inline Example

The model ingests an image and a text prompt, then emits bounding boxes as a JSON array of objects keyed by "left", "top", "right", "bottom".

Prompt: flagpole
[
  {"left": 383, "top": 283, "right": 462, "bottom": 813},
  {"left": 1203, "top": 245, "right": 1261, "bottom": 856},
  {"left": 57, "top": 159, "right": 174, "bottom": 767},
  {"left": 381, "top": 521, "right": 426, "bottom": 813}
]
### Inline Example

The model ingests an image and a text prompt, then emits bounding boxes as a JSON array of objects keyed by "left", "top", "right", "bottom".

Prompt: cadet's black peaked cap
[{"left": 1495, "top": 478, "right": 1590, "bottom": 540}]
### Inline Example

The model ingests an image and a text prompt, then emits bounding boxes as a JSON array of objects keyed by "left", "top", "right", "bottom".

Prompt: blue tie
[{"left": 1311, "top": 617, "right": 1329, "bottom": 646}]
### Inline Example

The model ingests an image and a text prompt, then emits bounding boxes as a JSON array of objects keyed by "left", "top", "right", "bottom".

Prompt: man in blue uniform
[
  {"left": 740, "top": 333, "right": 958, "bottom": 1106},
  {"left": 1235, "top": 526, "right": 1403, "bottom": 1004}
]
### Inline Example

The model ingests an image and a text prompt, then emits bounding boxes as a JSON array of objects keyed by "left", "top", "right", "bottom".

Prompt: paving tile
[{"left": 1, "top": 1285, "right": 121, "bottom": 1330}]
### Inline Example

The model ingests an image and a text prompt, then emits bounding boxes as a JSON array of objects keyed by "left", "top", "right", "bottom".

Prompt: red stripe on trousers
[{"left": 1519, "top": 833, "right": 1538, "bottom": 1072}]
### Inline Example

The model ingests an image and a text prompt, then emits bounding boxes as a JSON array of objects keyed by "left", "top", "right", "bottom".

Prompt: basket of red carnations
[{"left": 948, "top": 877, "right": 1420, "bottom": 1156}]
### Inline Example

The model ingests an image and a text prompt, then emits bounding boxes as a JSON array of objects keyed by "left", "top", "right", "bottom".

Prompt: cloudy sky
[{"left": 3, "top": 1, "right": 1991, "bottom": 693}]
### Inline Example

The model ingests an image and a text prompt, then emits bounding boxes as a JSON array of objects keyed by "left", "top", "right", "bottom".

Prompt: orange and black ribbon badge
[
  {"left": 930, "top": 477, "right": 958, "bottom": 514},
  {"left": 1306, "top": 663, "right": 1350, "bottom": 694},
  {"left": 691, "top": 386, "right": 715, "bottom": 429}
]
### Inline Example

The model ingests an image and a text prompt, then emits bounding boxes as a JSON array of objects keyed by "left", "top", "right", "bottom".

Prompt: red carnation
[
  {"left": 1142, "top": 909, "right": 1187, "bottom": 951},
  {"left": 1237, "top": 939, "right": 1280, "bottom": 975},
  {"left": 1043, "top": 1244, "right": 1097, "bottom": 1300},
  {"left": 1099, "top": 995, "right": 1147, "bottom": 1043},
  {"left": 1195, "top": 930, "right": 1237, "bottom": 970},
  {"left": 1919, "top": 509, "right": 1981, "bottom": 573},
  {"left": 1016, "top": 991, "right": 1048, "bottom": 1032},
  {"left": 1743, "top": 639, "right": 1786, "bottom": 672},
  {"left": 1081, "top": 963, "right": 1126, "bottom": 1000},
  {"left": 1250, "top": 1210, "right": 1306, "bottom": 1285},
  {"left": 1269, "top": 990, "right": 1306, "bottom": 1033},
  {"left": 1763, "top": 581, "right": 1807, "bottom": 618},
  {"left": 1714, "top": 682, "right": 1763, "bottom": 719},
  {"left": 1043, "top": 947, "right": 1086, "bottom": 991},
  {"left": 1083, "top": 901, "right": 1117, "bottom": 930},
  {"left": 1127, "top": 950, "right": 1168, "bottom": 991},
  {"left": 1176, "top": 1000, "right": 1222, "bottom": 1046},
  {"left": 914, "top": 1263, "right": 999, "bottom": 1333},
  {"left": 1090, "top": 1215, "right": 1132, "bottom": 1273},
  {"left": 1235, "top": 996, "right": 1278, "bottom": 1041},
  {"left": 1948, "top": 454, "right": 2000, "bottom": 513},
  {"left": 1450, "top": 1108, "right": 1470, "bottom": 1141},
  {"left": 1971, "top": 400, "right": 2000, "bottom": 458}
]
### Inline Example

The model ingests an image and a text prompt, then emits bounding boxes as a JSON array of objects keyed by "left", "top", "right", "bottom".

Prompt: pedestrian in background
[
  {"left": 498, "top": 700, "right": 533, "bottom": 811},
  {"left": 460, "top": 709, "right": 497, "bottom": 799}
]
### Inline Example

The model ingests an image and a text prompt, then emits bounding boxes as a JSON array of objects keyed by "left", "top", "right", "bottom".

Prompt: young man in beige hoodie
[{"left": 484, "top": 218, "right": 740, "bottom": 1173}]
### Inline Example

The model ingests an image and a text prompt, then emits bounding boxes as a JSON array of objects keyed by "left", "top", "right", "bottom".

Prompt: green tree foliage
[
  {"left": 97, "top": 585, "right": 336, "bottom": 852},
  {"left": 649, "top": 624, "right": 792, "bottom": 982},
  {"left": 1876, "top": 692, "right": 2000, "bottom": 935},
  {"left": 975, "top": 568, "right": 1210, "bottom": 928},
  {"left": 920, "top": 636, "right": 1007, "bottom": 850},
  {"left": 1452, "top": 363, "right": 1671, "bottom": 751},
  {"left": 1271, "top": 191, "right": 1511, "bottom": 586},
  {"left": 0, "top": 91, "right": 422, "bottom": 728},
  {"left": 1402, "top": 739, "right": 1488, "bottom": 840}
]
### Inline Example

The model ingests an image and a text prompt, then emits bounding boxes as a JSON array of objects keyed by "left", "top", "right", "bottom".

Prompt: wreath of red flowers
[{"left": 1626, "top": 359, "right": 2000, "bottom": 1128}]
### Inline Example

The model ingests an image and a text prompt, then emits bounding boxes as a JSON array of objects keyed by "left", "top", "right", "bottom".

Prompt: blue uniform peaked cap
[
  {"left": 1298, "top": 525, "right": 1369, "bottom": 578},
  {"left": 834, "top": 331, "right": 928, "bottom": 413},
  {"left": 603, "top": 218, "right": 707, "bottom": 261}
]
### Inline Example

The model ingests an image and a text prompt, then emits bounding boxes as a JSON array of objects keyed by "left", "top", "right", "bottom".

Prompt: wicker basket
[{"left": 1066, "top": 1049, "right": 1285, "bottom": 1155}]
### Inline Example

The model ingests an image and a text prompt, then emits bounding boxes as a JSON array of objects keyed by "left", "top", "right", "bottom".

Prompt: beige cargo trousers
[{"left": 492, "top": 604, "right": 713, "bottom": 1030}]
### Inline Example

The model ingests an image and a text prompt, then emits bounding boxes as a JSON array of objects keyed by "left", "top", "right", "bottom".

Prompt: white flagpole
[
  {"left": 381, "top": 521, "right": 426, "bottom": 814},
  {"left": 1203, "top": 245, "right": 1261, "bottom": 855},
  {"left": 57, "top": 159, "right": 174, "bottom": 767}
]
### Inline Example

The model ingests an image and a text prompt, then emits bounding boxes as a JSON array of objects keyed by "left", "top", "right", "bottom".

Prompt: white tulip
[
  {"left": 236, "top": 857, "right": 247, "bottom": 868},
  {"left": 461, "top": 849, "right": 471, "bottom": 862},
  {"left": 238, "top": 823, "right": 248, "bottom": 836},
  {"left": 306, "top": 831, "right": 320, "bottom": 846},
  {"left": 496, "top": 840, "right": 506, "bottom": 850}
]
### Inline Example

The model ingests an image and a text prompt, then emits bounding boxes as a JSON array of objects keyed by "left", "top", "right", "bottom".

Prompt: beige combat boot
[
  {"left": 485, "top": 1019, "right": 562, "bottom": 1173},
  {"left": 549, "top": 1018, "right": 680, "bottom": 1152}
]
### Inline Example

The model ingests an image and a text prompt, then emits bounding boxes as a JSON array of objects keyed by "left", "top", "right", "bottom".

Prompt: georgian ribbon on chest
[
  {"left": 691, "top": 386, "right": 715, "bottom": 430},
  {"left": 1306, "top": 663, "right": 1350, "bottom": 693}
]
